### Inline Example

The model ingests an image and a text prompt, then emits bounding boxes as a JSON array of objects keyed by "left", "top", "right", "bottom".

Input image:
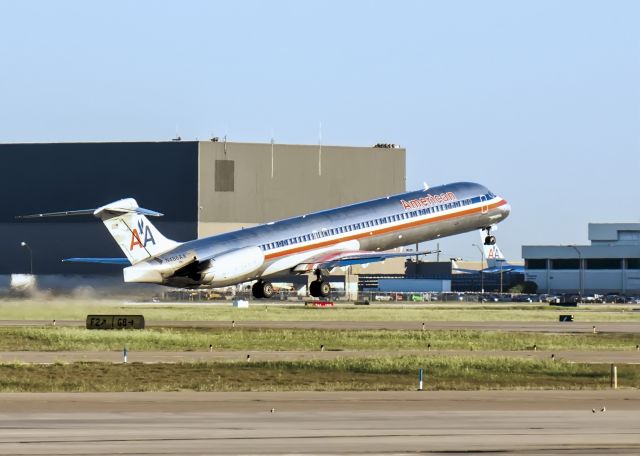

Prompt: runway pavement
[
  {"left": 0, "top": 349, "right": 639, "bottom": 364},
  {"left": 2, "top": 319, "right": 640, "bottom": 333},
  {"left": 0, "top": 391, "right": 639, "bottom": 455},
  {"left": 0, "top": 316, "right": 639, "bottom": 454}
]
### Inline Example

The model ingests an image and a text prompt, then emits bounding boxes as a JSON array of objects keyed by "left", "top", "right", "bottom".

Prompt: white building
[{"left": 522, "top": 223, "right": 640, "bottom": 295}]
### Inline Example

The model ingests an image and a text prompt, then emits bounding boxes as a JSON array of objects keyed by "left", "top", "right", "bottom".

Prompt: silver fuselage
[{"left": 141, "top": 181, "right": 510, "bottom": 287}]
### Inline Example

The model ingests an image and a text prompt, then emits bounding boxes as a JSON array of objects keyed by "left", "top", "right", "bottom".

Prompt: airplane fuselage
[{"left": 131, "top": 182, "right": 510, "bottom": 288}]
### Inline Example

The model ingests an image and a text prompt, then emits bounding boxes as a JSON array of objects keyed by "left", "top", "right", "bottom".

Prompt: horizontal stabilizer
[
  {"left": 16, "top": 209, "right": 96, "bottom": 219},
  {"left": 16, "top": 199, "right": 164, "bottom": 220},
  {"left": 63, "top": 257, "right": 131, "bottom": 265}
]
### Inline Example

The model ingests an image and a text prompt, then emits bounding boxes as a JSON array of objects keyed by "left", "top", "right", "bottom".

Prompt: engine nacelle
[{"left": 201, "top": 246, "right": 264, "bottom": 285}]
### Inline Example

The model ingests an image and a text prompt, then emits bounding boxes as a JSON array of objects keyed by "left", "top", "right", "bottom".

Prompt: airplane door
[{"left": 480, "top": 195, "right": 488, "bottom": 214}]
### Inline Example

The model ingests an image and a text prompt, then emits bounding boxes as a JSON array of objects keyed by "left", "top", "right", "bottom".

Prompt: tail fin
[
  {"left": 479, "top": 230, "right": 505, "bottom": 269},
  {"left": 483, "top": 242, "right": 505, "bottom": 269},
  {"left": 94, "top": 199, "right": 179, "bottom": 265}
]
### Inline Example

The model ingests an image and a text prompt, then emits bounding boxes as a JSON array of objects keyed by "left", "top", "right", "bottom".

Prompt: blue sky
[{"left": 1, "top": 1, "right": 638, "bottom": 260}]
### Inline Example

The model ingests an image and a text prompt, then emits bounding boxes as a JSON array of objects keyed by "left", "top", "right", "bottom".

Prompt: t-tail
[
  {"left": 95, "top": 199, "right": 179, "bottom": 264},
  {"left": 17, "top": 198, "right": 180, "bottom": 265}
]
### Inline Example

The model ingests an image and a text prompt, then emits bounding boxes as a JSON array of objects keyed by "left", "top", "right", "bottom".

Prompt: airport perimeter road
[
  {"left": 2, "top": 319, "right": 640, "bottom": 333},
  {"left": 1, "top": 349, "right": 639, "bottom": 364},
  {"left": 0, "top": 391, "right": 638, "bottom": 455}
]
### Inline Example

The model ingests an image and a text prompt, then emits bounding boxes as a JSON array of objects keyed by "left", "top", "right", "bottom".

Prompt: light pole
[
  {"left": 569, "top": 245, "right": 583, "bottom": 298},
  {"left": 20, "top": 241, "right": 33, "bottom": 275},
  {"left": 497, "top": 258, "right": 506, "bottom": 294},
  {"left": 472, "top": 243, "right": 484, "bottom": 293}
]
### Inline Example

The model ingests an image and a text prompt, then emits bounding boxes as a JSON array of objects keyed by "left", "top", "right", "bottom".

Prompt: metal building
[
  {"left": 1, "top": 141, "right": 405, "bottom": 277},
  {"left": 522, "top": 223, "right": 640, "bottom": 294}
]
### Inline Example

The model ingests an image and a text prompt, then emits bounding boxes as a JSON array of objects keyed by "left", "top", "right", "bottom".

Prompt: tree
[{"left": 509, "top": 281, "right": 538, "bottom": 294}]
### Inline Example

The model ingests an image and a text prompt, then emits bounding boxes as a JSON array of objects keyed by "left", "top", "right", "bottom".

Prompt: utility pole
[{"left": 472, "top": 243, "right": 484, "bottom": 293}]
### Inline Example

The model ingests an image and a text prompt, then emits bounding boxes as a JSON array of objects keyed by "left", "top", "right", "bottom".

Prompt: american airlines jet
[
  {"left": 19, "top": 182, "right": 510, "bottom": 298},
  {"left": 482, "top": 243, "right": 525, "bottom": 274},
  {"left": 454, "top": 232, "right": 524, "bottom": 275}
]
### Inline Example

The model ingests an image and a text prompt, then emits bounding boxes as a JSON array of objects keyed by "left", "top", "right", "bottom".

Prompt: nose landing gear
[{"left": 483, "top": 227, "right": 497, "bottom": 246}]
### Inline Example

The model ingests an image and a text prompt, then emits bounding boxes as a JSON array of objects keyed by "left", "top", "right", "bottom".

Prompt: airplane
[
  {"left": 453, "top": 232, "right": 524, "bottom": 274},
  {"left": 17, "top": 181, "right": 510, "bottom": 298},
  {"left": 482, "top": 242, "right": 525, "bottom": 274}
]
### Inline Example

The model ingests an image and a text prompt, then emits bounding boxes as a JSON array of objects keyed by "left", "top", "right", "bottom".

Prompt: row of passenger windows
[{"left": 259, "top": 193, "right": 491, "bottom": 252}]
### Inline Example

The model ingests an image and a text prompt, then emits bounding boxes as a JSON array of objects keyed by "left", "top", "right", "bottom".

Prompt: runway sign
[
  {"left": 304, "top": 301, "right": 334, "bottom": 307},
  {"left": 86, "top": 315, "right": 145, "bottom": 330}
]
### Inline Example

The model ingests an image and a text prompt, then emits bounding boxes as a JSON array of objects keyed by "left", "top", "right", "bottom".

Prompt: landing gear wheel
[
  {"left": 309, "top": 280, "right": 320, "bottom": 297},
  {"left": 484, "top": 235, "right": 496, "bottom": 246},
  {"left": 261, "top": 281, "right": 274, "bottom": 299},
  {"left": 252, "top": 281, "right": 264, "bottom": 299},
  {"left": 309, "top": 280, "right": 331, "bottom": 298},
  {"left": 318, "top": 280, "right": 331, "bottom": 298},
  {"left": 252, "top": 280, "right": 274, "bottom": 299}
]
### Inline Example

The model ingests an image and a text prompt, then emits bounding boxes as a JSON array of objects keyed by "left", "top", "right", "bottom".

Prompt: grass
[
  {"left": 1, "top": 327, "right": 638, "bottom": 351},
  {"left": 2, "top": 298, "right": 640, "bottom": 322},
  {"left": 0, "top": 356, "right": 637, "bottom": 392}
]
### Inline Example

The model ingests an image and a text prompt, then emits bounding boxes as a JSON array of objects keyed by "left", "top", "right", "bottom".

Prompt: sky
[{"left": 1, "top": 0, "right": 638, "bottom": 261}]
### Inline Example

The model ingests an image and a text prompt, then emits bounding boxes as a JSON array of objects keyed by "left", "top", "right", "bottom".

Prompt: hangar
[
  {"left": 523, "top": 223, "right": 640, "bottom": 295},
  {"left": 1, "top": 141, "right": 405, "bottom": 278}
]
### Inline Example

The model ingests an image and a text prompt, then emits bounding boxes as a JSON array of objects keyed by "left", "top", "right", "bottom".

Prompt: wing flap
[{"left": 292, "top": 249, "right": 437, "bottom": 273}]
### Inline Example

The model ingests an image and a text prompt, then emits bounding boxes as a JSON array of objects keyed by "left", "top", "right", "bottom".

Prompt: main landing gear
[
  {"left": 252, "top": 280, "right": 274, "bottom": 299},
  {"left": 309, "top": 270, "right": 331, "bottom": 298},
  {"left": 483, "top": 227, "right": 496, "bottom": 246}
]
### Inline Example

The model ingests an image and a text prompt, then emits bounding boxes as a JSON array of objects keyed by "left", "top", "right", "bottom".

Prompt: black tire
[
  {"left": 484, "top": 235, "right": 496, "bottom": 245},
  {"left": 318, "top": 281, "right": 331, "bottom": 298},
  {"left": 262, "top": 281, "right": 274, "bottom": 299},
  {"left": 252, "top": 281, "right": 264, "bottom": 299},
  {"left": 309, "top": 280, "right": 320, "bottom": 297}
]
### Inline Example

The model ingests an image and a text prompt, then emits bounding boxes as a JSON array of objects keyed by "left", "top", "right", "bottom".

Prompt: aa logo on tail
[{"left": 130, "top": 219, "right": 156, "bottom": 250}]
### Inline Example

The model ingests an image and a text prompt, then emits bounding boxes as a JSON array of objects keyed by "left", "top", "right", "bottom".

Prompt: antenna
[
  {"left": 224, "top": 125, "right": 228, "bottom": 155},
  {"left": 270, "top": 132, "right": 275, "bottom": 179},
  {"left": 318, "top": 121, "right": 322, "bottom": 177}
]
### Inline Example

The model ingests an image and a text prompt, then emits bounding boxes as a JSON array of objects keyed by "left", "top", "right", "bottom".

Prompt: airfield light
[{"left": 20, "top": 241, "right": 33, "bottom": 275}]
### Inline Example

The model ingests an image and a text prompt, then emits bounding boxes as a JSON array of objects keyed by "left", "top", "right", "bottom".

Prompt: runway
[
  {"left": 0, "top": 391, "right": 639, "bottom": 455},
  {"left": 2, "top": 319, "right": 640, "bottom": 333},
  {"left": 0, "top": 349, "right": 639, "bottom": 364},
  {"left": 0, "top": 317, "right": 638, "bottom": 454}
]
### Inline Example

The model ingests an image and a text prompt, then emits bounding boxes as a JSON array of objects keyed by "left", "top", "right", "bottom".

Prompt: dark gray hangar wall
[{"left": 1, "top": 142, "right": 199, "bottom": 274}]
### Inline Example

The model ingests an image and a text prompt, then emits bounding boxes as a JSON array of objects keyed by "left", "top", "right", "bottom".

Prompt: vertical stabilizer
[
  {"left": 94, "top": 198, "right": 179, "bottom": 264},
  {"left": 483, "top": 243, "right": 505, "bottom": 268}
]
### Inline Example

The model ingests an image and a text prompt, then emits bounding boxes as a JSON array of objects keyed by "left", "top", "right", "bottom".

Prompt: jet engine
[{"left": 200, "top": 246, "right": 264, "bottom": 285}]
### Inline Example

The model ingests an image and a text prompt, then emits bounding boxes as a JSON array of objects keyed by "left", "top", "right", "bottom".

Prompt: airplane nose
[{"left": 501, "top": 202, "right": 511, "bottom": 218}]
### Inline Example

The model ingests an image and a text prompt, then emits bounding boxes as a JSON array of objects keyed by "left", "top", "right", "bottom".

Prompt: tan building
[
  {"left": 197, "top": 141, "right": 406, "bottom": 237},
  {"left": 2, "top": 140, "right": 405, "bottom": 276}
]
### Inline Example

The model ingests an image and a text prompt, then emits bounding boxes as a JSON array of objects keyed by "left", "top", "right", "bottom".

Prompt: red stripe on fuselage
[{"left": 264, "top": 199, "right": 507, "bottom": 261}]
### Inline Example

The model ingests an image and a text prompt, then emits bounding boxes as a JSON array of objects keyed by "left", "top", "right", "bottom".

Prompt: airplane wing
[
  {"left": 291, "top": 249, "right": 437, "bottom": 273},
  {"left": 482, "top": 264, "right": 525, "bottom": 274},
  {"left": 453, "top": 264, "right": 525, "bottom": 274},
  {"left": 62, "top": 257, "right": 131, "bottom": 265}
]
